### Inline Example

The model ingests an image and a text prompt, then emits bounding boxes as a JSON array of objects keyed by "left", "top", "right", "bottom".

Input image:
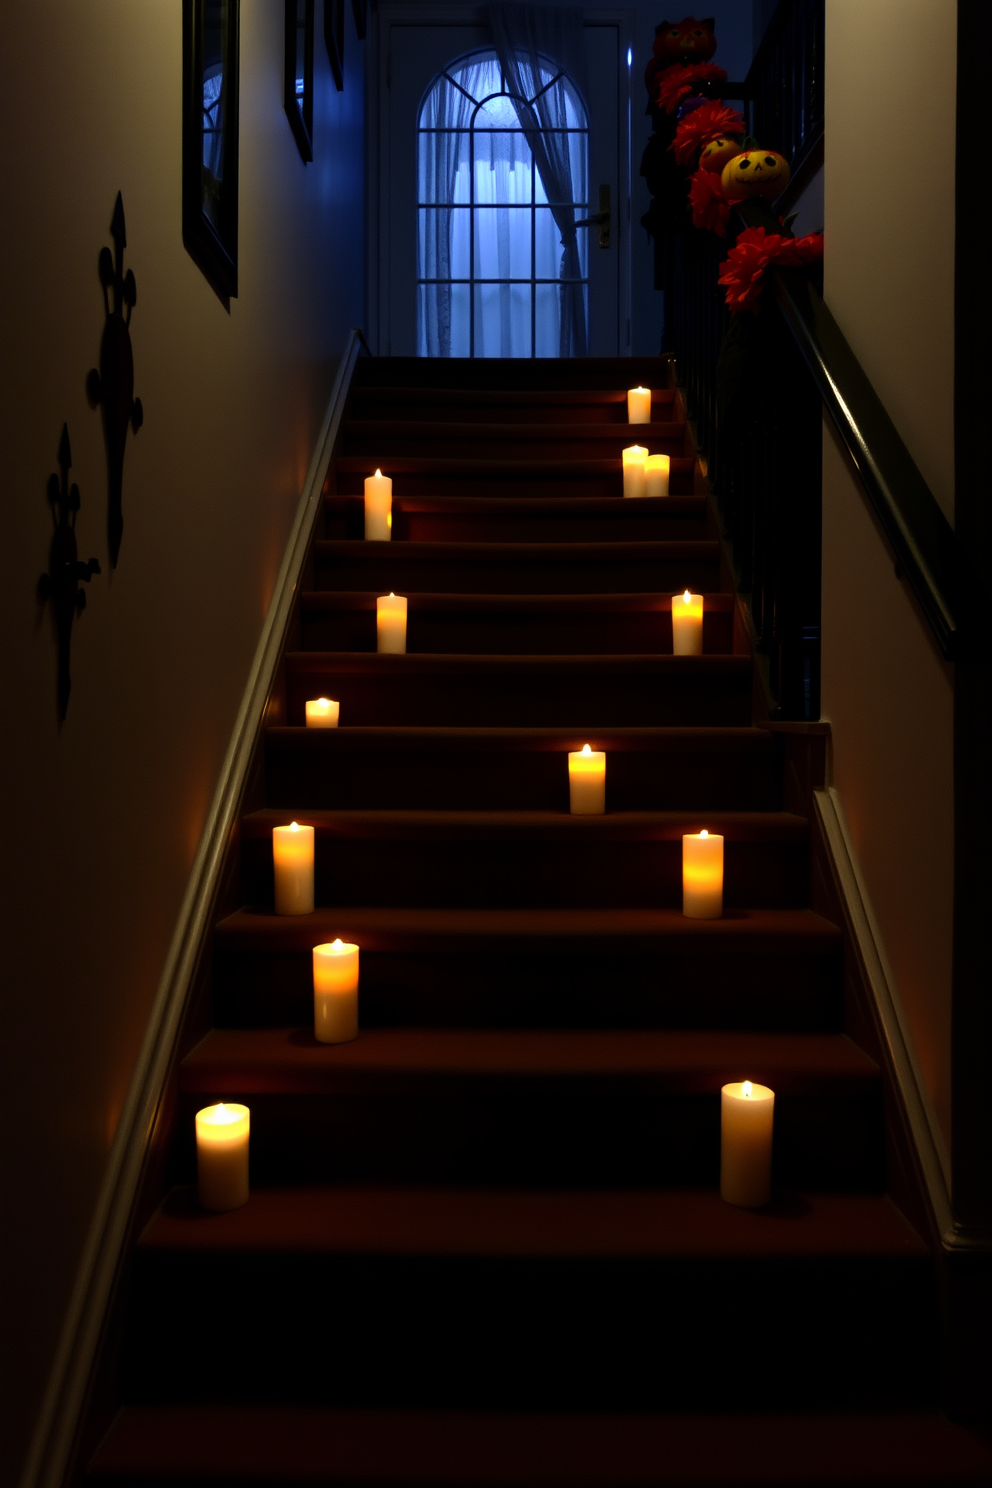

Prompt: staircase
[{"left": 87, "top": 358, "right": 992, "bottom": 1486}]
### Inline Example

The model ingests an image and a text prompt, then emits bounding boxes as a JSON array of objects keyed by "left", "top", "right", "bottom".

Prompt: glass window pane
[
  {"left": 534, "top": 282, "right": 559, "bottom": 358},
  {"left": 473, "top": 207, "right": 531, "bottom": 279},
  {"left": 419, "top": 208, "right": 471, "bottom": 281},
  {"left": 474, "top": 282, "right": 531, "bottom": 357},
  {"left": 534, "top": 207, "right": 559, "bottom": 279},
  {"left": 475, "top": 92, "right": 520, "bottom": 127},
  {"left": 419, "top": 282, "right": 471, "bottom": 357}
]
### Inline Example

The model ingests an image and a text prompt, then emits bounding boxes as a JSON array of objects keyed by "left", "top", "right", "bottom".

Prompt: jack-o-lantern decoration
[
  {"left": 699, "top": 134, "right": 742, "bottom": 175},
  {"left": 720, "top": 148, "right": 791, "bottom": 201}
]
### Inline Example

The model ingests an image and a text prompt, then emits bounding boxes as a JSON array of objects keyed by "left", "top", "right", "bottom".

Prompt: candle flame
[
  {"left": 700, "top": 829, "right": 708, "bottom": 838},
  {"left": 682, "top": 590, "right": 692, "bottom": 605},
  {"left": 289, "top": 821, "right": 299, "bottom": 832},
  {"left": 332, "top": 938, "right": 344, "bottom": 952},
  {"left": 743, "top": 1080, "right": 752, "bottom": 1099},
  {"left": 375, "top": 468, "right": 382, "bottom": 477},
  {"left": 204, "top": 1102, "right": 242, "bottom": 1125},
  {"left": 581, "top": 743, "right": 592, "bottom": 755},
  {"left": 389, "top": 592, "right": 395, "bottom": 598}
]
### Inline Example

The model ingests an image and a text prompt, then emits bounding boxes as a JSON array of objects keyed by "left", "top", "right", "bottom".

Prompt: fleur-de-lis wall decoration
[
  {"left": 87, "top": 191, "right": 143, "bottom": 568},
  {"left": 37, "top": 425, "right": 101, "bottom": 720}
]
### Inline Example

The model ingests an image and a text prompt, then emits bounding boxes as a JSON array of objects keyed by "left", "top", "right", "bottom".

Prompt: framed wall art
[
  {"left": 285, "top": 0, "right": 314, "bottom": 161},
  {"left": 182, "top": 0, "right": 240, "bottom": 300}
]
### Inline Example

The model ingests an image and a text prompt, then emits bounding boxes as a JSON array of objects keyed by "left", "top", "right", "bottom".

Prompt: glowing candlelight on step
[
  {"left": 645, "top": 453, "right": 671, "bottom": 498},
  {"left": 627, "top": 386, "right": 651, "bottom": 424},
  {"left": 377, "top": 592, "right": 407, "bottom": 654},
  {"left": 305, "top": 697, "right": 339, "bottom": 728},
  {"left": 568, "top": 744, "right": 606, "bottom": 815},
  {"left": 195, "top": 1102, "right": 250, "bottom": 1211},
  {"left": 622, "top": 445, "right": 649, "bottom": 499},
  {"left": 272, "top": 821, "right": 315, "bottom": 915},
  {"left": 721, "top": 1080, "right": 775, "bottom": 1207},
  {"left": 683, "top": 830, "right": 723, "bottom": 918},
  {"left": 364, "top": 469, "right": 392, "bottom": 541},
  {"left": 672, "top": 589, "right": 703, "bottom": 654},
  {"left": 313, "top": 939, "right": 359, "bottom": 1044}
]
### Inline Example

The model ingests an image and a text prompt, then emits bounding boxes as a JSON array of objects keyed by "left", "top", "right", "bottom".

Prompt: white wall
[
  {"left": 0, "top": 5, "right": 366, "bottom": 1484},
  {"left": 822, "top": 0, "right": 956, "bottom": 1157}
]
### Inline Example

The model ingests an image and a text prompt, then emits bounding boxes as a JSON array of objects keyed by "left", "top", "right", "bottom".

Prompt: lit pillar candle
[
  {"left": 645, "top": 454, "right": 671, "bottom": 498},
  {"left": 683, "top": 830, "right": 723, "bottom": 918},
  {"left": 568, "top": 744, "right": 606, "bottom": 815},
  {"left": 272, "top": 821, "right": 315, "bottom": 915},
  {"left": 627, "top": 386, "right": 651, "bottom": 424},
  {"left": 622, "top": 444, "right": 649, "bottom": 499},
  {"left": 195, "top": 1102, "right": 250, "bottom": 1211},
  {"left": 721, "top": 1080, "right": 775, "bottom": 1207},
  {"left": 313, "top": 938, "right": 359, "bottom": 1044},
  {"left": 364, "top": 469, "right": 392, "bottom": 541},
  {"left": 377, "top": 592, "right": 408, "bottom": 654},
  {"left": 672, "top": 589, "right": 704, "bottom": 655},
  {"left": 305, "top": 697, "right": 339, "bottom": 728}
]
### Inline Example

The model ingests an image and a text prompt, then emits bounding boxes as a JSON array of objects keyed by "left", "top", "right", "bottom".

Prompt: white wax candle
[
  {"left": 305, "top": 697, "right": 339, "bottom": 728},
  {"left": 627, "top": 386, "right": 651, "bottom": 424},
  {"left": 568, "top": 744, "right": 606, "bottom": 815},
  {"left": 645, "top": 454, "right": 671, "bottom": 498},
  {"left": 272, "top": 821, "right": 315, "bottom": 915},
  {"left": 622, "top": 445, "right": 649, "bottom": 499},
  {"left": 313, "top": 938, "right": 359, "bottom": 1044},
  {"left": 721, "top": 1080, "right": 775, "bottom": 1207},
  {"left": 683, "top": 830, "right": 723, "bottom": 918},
  {"left": 195, "top": 1102, "right": 250, "bottom": 1211},
  {"left": 364, "top": 469, "right": 392, "bottom": 541},
  {"left": 377, "top": 592, "right": 408, "bottom": 654},
  {"left": 672, "top": 589, "right": 704, "bottom": 655}
]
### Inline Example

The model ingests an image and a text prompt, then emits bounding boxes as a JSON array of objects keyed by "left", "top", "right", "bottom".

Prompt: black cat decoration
[
  {"left": 37, "top": 425, "right": 100, "bottom": 720},
  {"left": 87, "top": 191, "right": 143, "bottom": 567}
]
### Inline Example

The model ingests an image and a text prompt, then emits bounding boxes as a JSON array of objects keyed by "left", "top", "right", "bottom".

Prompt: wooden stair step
[
  {"left": 323, "top": 493, "right": 709, "bottom": 543},
  {"left": 283, "top": 652, "right": 751, "bottom": 728},
  {"left": 340, "top": 419, "right": 688, "bottom": 462},
  {"left": 121, "top": 1187, "right": 931, "bottom": 1413},
  {"left": 238, "top": 808, "right": 810, "bottom": 910},
  {"left": 314, "top": 538, "right": 720, "bottom": 595},
  {"left": 263, "top": 725, "right": 783, "bottom": 813},
  {"left": 350, "top": 383, "right": 678, "bottom": 424},
  {"left": 352, "top": 355, "right": 673, "bottom": 391},
  {"left": 300, "top": 590, "right": 733, "bottom": 654},
  {"left": 90, "top": 1404, "right": 992, "bottom": 1488},
  {"left": 333, "top": 455, "right": 694, "bottom": 500},
  {"left": 177, "top": 1026, "right": 876, "bottom": 1189}
]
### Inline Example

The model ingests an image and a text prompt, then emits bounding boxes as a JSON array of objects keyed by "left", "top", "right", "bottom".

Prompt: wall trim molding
[
  {"left": 813, "top": 785, "right": 956, "bottom": 1243},
  {"left": 20, "top": 327, "right": 366, "bottom": 1488}
]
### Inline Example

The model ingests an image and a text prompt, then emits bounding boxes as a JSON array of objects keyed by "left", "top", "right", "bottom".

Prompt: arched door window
[{"left": 418, "top": 50, "right": 588, "bottom": 358}]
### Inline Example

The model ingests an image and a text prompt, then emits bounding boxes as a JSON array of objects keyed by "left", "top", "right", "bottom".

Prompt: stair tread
[
  {"left": 315, "top": 538, "right": 718, "bottom": 560},
  {"left": 242, "top": 808, "right": 807, "bottom": 841},
  {"left": 266, "top": 724, "right": 776, "bottom": 753},
  {"left": 216, "top": 904, "right": 840, "bottom": 952},
  {"left": 353, "top": 385, "right": 677, "bottom": 407},
  {"left": 300, "top": 590, "right": 730, "bottom": 612},
  {"left": 181, "top": 1026, "right": 871, "bottom": 1091},
  {"left": 140, "top": 1184, "right": 917, "bottom": 1259},
  {"left": 343, "top": 419, "right": 686, "bottom": 441},
  {"left": 326, "top": 495, "right": 704, "bottom": 516},
  {"left": 285, "top": 652, "right": 750, "bottom": 675},
  {"left": 89, "top": 1404, "right": 992, "bottom": 1485},
  {"left": 334, "top": 455, "right": 693, "bottom": 477}
]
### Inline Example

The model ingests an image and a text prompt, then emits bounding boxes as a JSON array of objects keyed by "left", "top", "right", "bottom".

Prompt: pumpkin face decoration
[
  {"left": 653, "top": 17, "right": 717, "bottom": 65},
  {"left": 699, "top": 134, "right": 742, "bottom": 175},
  {"left": 720, "top": 149, "right": 791, "bottom": 200}
]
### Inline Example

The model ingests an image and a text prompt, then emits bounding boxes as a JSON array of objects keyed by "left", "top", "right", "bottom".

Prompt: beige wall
[
  {"left": 822, "top": 0, "right": 956, "bottom": 1157},
  {"left": 0, "top": 5, "right": 366, "bottom": 1484}
]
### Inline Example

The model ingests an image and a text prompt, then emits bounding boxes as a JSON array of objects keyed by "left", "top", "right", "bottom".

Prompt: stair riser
[
  {"left": 264, "top": 743, "right": 782, "bottom": 813},
  {"left": 313, "top": 551, "right": 720, "bottom": 596},
  {"left": 354, "top": 358, "right": 670, "bottom": 392},
  {"left": 300, "top": 609, "right": 733, "bottom": 655},
  {"left": 323, "top": 506, "right": 708, "bottom": 544},
  {"left": 212, "top": 946, "right": 843, "bottom": 1034},
  {"left": 172, "top": 1081, "right": 882, "bottom": 1191},
  {"left": 334, "top": 470, "right": 694, "bottom": 500},
  {"left": 350, "top": 398, "right": 676, "bottom": 425},
  {"left": 123, "top": 1251, "right": 935, "bottom": 1411},
  {"left": 283, "top": 672, "right": 752, "bottom": 729},
  {"left": 340, "top": 432, "right": 687, "bottom": 462},
  {"left": 238, "top": 837, "right": 809, "bottom": 910}
]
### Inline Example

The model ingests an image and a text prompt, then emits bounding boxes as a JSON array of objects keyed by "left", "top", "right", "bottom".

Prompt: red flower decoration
[
  {"left": 671, "top": 101, "right": 746, "bottom": 167},
  {"left": 688, "top": 168, "right": 733, "bottom": 236},
  {"left": 718, "top": 227, "right": 825, "bottom": 312},
  {"left": 656, "top": 62, "right": 728, "bottom": 115}
]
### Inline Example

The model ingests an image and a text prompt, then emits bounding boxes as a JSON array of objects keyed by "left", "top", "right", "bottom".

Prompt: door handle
[{"left": 574, "top": 184, "right": 611, "bottom": 249}]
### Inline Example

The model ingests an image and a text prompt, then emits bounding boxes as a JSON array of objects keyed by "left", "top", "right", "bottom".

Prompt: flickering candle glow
[
  {"left": 313, "top": 938, "right": 360, "bottom": 1044},
  {"left": 195, "top": 1102, "right": 250, "bottom": 1212},
  {"left": 364, "top": 469, "right": 392, "bottom": 541},
  {"left": 645, "top": 453, "right": 671, "bottom": 498},
  {"left": 377, "top": 592, "right": 408, "bottom": 654},
  {"left": 622, "top": 444, "right": 649, "bottom": 499},
  {"left": 272, "top": 821, "right": 315, "bottom": 915},
  {"left": 305, "top": 697, "right": 339, "bottom": 728},
  {"left": 568, "top": 744, "right": 606, "bottom": 815},
  {"left": 683, "top": 830, "right": 723, "bottom": 918},
  {"left": 627, "top": 386, "right": 651, "bottom": 424},
  {"left": 721, "top": 1080, "right": 775, "bottom": 1207},
  {"left": 672, "top": 589, "right": 704, "bottom": 655}
]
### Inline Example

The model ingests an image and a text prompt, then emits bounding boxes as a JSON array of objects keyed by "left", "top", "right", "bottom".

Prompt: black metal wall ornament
[
  {"left": 285, "top": 0, "right": 314, "bottom": 162},
  {"left": 37, "top": 425, "right": 101, "bottom": 721},
  {"left": 87, "top": 191, "right": 143, "bottom": 569},
  {"left": 325, "top": 0, "right": 344, "bottom": 91}
]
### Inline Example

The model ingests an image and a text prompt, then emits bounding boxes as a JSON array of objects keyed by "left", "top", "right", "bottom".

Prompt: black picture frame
[
  {"left": 285, "top": 0, "right": 314, "bottom": 162},
  {"left": 325, "top": 0, "right": 345, "bottom": 91},
  {"left": 182, "top": 0, "right": 240, "bottom": 301}
]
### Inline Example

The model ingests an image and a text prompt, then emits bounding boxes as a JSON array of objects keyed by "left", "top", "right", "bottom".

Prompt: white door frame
[{"left": 366, "top": 0, "right": 636, "bottom": 357}]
